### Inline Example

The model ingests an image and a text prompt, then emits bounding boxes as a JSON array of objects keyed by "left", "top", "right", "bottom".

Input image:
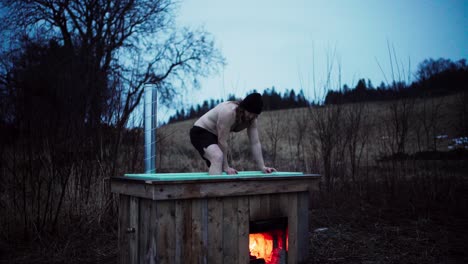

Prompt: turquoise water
[{"left": 124, "top": 171, "right": 305, "bottom": 181}]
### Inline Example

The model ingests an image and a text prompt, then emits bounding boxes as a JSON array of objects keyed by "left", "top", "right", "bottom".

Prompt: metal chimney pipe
[{"left": 144, "top": 84, "right": 157, "bottom": 174}]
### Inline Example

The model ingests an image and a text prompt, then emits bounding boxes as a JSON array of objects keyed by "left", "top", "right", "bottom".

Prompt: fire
[
  {"left": 249, "top": 230, "right": 287, "bottom": 264},
  {"left": 250, "top": 233, "right": 274, "bottom": 261}
]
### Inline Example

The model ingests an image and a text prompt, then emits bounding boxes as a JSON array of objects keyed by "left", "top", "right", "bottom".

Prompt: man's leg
[{"left": 203, "top": 144, "right": 224, "bottom": 175}]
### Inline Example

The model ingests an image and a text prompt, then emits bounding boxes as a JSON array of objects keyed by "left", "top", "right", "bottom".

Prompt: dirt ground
[{"left": 308, "top": 207, "right": 467, "bottom": 264}]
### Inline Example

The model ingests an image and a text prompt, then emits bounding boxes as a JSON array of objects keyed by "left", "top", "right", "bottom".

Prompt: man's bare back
[
  {"left": 189, "top": 93, "right": 276, "bottom": 175},
  {"left": 193, "top": 101, "right": 237, "bottom": 136}
]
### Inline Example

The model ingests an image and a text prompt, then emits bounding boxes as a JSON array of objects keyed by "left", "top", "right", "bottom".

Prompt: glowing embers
[{"left": 249, "top": 218, "right": 288, "bottom": 264}]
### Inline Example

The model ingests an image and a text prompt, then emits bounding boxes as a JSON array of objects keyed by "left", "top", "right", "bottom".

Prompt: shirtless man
[{"left": 189, "top": 93, "right": 276, "bottom": 175}]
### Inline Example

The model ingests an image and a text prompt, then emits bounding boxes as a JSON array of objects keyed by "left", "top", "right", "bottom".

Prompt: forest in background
[{"left": 167, "top": 57, "right": 468, "bottom": 125}]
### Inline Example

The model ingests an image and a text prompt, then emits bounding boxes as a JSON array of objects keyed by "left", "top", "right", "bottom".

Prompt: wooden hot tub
[{"left": 111, "top": 171, "right": 321, "bottom": 264}]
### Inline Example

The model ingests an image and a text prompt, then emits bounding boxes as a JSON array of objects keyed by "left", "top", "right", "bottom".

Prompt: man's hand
[
  {"left": 262, "top": 166, "right": 277, "bottom": 174},
  {"left": 225, "top": 167, "right": 238, "bottom": 175}
]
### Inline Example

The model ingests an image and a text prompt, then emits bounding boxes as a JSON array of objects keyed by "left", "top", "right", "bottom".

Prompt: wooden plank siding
[
  {"left": 207, "top": 198, "right": 223, "bottom": 262},
  {"left": 129, "top": 196, "right": 139, "bottom": 264},
  {"left": 113, "top": 175, "right": 320, "bottom": 264},
  {"left": 175, "top": 200, "right": 191, "bottom": 264},
  {"left": 237, "top": 197, "right": 250, "bottom": 264},
  {"left": 156, "top": 200, "right": 176, "bottom": 263},
  {"left": 297, "top": 192, "right": 310, "bottom": 262},
  {"left": 287, "top": 193, "right": 299, "bottom": 263},
  {"left": 222, "top": 197, "right": 239, "bottom": 264},
  {"left": 138, "top": 198, "right": 152, "bottom": 264},
  {"left": 118, "top": 194, "right": 130, "bottom": 264}
]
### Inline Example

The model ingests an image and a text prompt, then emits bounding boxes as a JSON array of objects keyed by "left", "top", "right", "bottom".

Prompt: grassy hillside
[{"left": 157, "top": 93, "right": 465, "bottom": 174}]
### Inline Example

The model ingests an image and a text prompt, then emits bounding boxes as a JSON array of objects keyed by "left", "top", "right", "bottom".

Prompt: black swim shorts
[{"left": 189, "top": 126, "right": 218, "bottom": 167}]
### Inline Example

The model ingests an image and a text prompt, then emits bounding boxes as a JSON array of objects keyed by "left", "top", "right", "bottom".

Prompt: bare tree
[
  {"left": 308, "top": 104, "right": 344, "bottom": 191},
  {"left": 343, "top": 103, "right": 369, "bottom": 182},
  {"left": 306, "top": 46, "right": 346, "bottom": 191},
  {"left": 288, "top": 109, "right": 309, "bottom": 171},
  {"left": 455, "top": 91, "right": 468, "bottom": 137},
  {"left": 264, "top": 111, "right": 287, "bottom": 167},
  {"left": 376, "top": 42, "right": 416, "bottom": 157},
  {"left": 386, "top": 86, "right": 415, "bottom": 156},
  {"left": 0, "top": 0, "right": 224, "bottom": 149},
  {"left": 0, "top": 0, "right": 224, "bottom": 238},
  {"left": 415, "top": 96, "right": 445, "bottom": 151}
]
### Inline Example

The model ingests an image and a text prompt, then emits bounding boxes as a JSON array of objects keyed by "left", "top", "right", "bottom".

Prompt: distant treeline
[
  {"left": 168, "top": 88, "right": 311, "bottom": 123},
  {"left": 168, "top": 57, "right": 467, "bottom": 123},
  {"left": 325, "top": 58, "right": 468, "bottom": 104}
]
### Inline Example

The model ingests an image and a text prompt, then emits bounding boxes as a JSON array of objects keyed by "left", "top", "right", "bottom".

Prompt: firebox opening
[{"left": 249, "top": 217, "right": 288, "bottom": 264}]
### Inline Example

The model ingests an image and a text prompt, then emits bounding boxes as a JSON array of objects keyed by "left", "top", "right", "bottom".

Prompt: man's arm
[
  {"left": 247, "top": 119, "right": 276, "bottom": 173},
  {"left": 216, "top": 107, "right": 237, "bottom": 174}
]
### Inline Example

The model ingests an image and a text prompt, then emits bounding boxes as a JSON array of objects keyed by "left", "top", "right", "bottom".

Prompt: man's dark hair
[{"left": 239, "top": 93, "right": 263, "bottom": 114}]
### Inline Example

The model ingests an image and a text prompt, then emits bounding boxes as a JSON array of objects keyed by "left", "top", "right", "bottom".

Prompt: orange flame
[
  {"left": 249, "top": 233, "right": 274, "bottom": 262},
  {"left": 249, "top": 230, "right": 287, "bottom": 264}
]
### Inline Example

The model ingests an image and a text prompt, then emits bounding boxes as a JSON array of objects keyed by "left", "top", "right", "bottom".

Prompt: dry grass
[
  {"left": 0, "top": 229, "right": 118, "bottom": 264},
  {"left": 157, "top": 93, "right": 463, "bottom": 173}
]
